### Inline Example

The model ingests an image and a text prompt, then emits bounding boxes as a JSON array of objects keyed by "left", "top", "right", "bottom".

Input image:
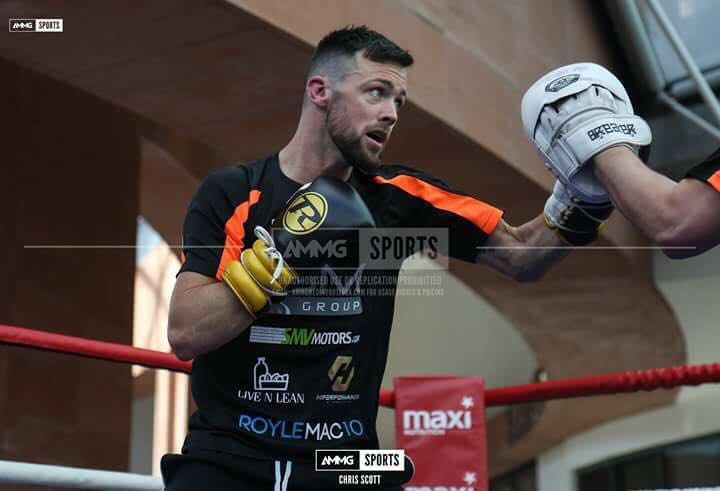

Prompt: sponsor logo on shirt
[
  {"left": 273, "top": 266, "right": 365, "bottom": 316},
  {"left": 273, "top": 297, "right": 363, "bottom": 316},
  {"left": 329, "top": 356, "right": 355, "bottom": 392},
  {"left": 249, "top": 326, "right": 360, "bottom": 346},
  {"left": 237, "top": 357, "right": 305, "bottom": 405},
  {"left": 238, "top": 414, "right": 365, "bottom": 441},
  {"left": 317, "top": 356, "right": 360, "bottom": 403}
]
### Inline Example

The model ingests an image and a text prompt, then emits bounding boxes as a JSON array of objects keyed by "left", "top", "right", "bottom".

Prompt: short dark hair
[{"left": 305, "top": 25, "right": 414, "bottom": 84}]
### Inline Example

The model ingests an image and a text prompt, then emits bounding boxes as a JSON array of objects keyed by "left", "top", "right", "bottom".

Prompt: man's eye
[
  {"left": 369, "top": 88, "right": 383, "bottom": 98},
  {"left": 395, "top": 99, "right": 404, "bottom": 109}
]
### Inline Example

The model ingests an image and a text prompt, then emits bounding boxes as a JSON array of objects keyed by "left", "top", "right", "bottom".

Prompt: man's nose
[{"left": 379, "top": 101, "right": 398, "bottom": 126}]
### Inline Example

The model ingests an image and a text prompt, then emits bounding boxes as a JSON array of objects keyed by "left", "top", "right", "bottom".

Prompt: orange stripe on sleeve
[
  {"left": 216, "top": 190, "right": 262, "bottom": 281},
  {"left": 708, "top": 171, "right": 720, "bottom": 193},
  {"left": 373, "top": 175, "right": 503, "bottom": 235}
]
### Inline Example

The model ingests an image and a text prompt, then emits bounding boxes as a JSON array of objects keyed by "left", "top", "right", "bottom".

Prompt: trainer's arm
[
  {"left": 594, "top": 146, "right": 720, "bottom": 259},
  {"left": 476, "top": 216, "right": 568, "bottom": 282},
  {"left": 167, "top": 272, "right": 254, "bottom": 360}
]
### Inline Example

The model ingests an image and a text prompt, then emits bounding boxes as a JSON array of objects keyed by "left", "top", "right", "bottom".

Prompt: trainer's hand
[
  {"left": 522, "top": 62, "right": 652, "bottom": 204},
  {"left": 544, "top": 181, "right": 614, "bottom": 246}
]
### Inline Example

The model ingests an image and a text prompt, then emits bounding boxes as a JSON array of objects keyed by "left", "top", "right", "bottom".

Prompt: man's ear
[{"left": 306, "top": 75, "right": 331, "bottom": 109}]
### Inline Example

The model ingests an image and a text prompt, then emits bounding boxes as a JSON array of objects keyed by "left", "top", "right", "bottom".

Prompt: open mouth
[{"left": 366, "top": 131, "right": 387, "bottom": 145}]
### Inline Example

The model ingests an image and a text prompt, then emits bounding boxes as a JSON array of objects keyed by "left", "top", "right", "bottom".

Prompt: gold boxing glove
[{"left": 222, "top": 226, "right": 295, "bottom": 317}]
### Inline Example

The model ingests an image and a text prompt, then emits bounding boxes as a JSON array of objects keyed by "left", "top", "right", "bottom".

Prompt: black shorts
[{"left": 161, "top": 451, "right": 414, "bottom": 491}]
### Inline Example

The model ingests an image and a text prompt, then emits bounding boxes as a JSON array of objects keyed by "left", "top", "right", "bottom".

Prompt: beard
[{"left": 326, "top": 97, "right": 383, "bottom": 174}]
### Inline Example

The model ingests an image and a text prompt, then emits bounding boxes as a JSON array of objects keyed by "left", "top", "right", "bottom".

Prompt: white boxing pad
[{"left": 522, "top": 63, "right": 651, "bottom": 203}]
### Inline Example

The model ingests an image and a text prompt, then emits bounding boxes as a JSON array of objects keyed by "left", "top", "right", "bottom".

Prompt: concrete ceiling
[{"left": 0, "top": 0, "right": 686, "bottom": 477}]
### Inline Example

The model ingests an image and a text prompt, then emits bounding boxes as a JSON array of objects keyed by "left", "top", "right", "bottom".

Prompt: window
[
  {"left": 491, "top": 461, "right": 536, "bottom": 491},
  {"left": 577, "top": 432, "right": 720, "bottom": 490}
]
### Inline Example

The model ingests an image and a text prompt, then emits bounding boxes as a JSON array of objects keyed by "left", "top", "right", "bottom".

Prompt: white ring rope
[{"left": 0, "top": 459, "right": 163, "bottom": 490}]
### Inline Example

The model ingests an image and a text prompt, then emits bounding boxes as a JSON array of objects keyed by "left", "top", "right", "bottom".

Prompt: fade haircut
[{"left": 304, "top": 25, "right": 414, "bottom": 89}]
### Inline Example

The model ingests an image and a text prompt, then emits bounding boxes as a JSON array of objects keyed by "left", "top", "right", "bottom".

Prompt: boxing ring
[{"left": 2, "top": 323, "right": 720, "bottom": 490}]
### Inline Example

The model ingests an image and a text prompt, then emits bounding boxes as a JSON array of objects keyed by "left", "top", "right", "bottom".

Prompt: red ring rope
[
  {"left": 0, "top": 324, "right": 192, "bottom": 373},
  {"left": 3, "top": 324, "right": 720, "bottom": 407}
]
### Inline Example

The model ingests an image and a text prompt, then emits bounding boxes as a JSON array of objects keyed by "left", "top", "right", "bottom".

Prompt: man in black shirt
[{"left": 164, "top": 26, "right": 581, "bottom": 490}]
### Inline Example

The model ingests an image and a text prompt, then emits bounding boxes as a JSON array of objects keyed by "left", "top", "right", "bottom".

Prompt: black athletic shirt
[
  {"left": 686, "top": 146, "right": 720, "bottom": 193},
  {"left": 178, "top": 153, "right": 503, "bottom": 461}
]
